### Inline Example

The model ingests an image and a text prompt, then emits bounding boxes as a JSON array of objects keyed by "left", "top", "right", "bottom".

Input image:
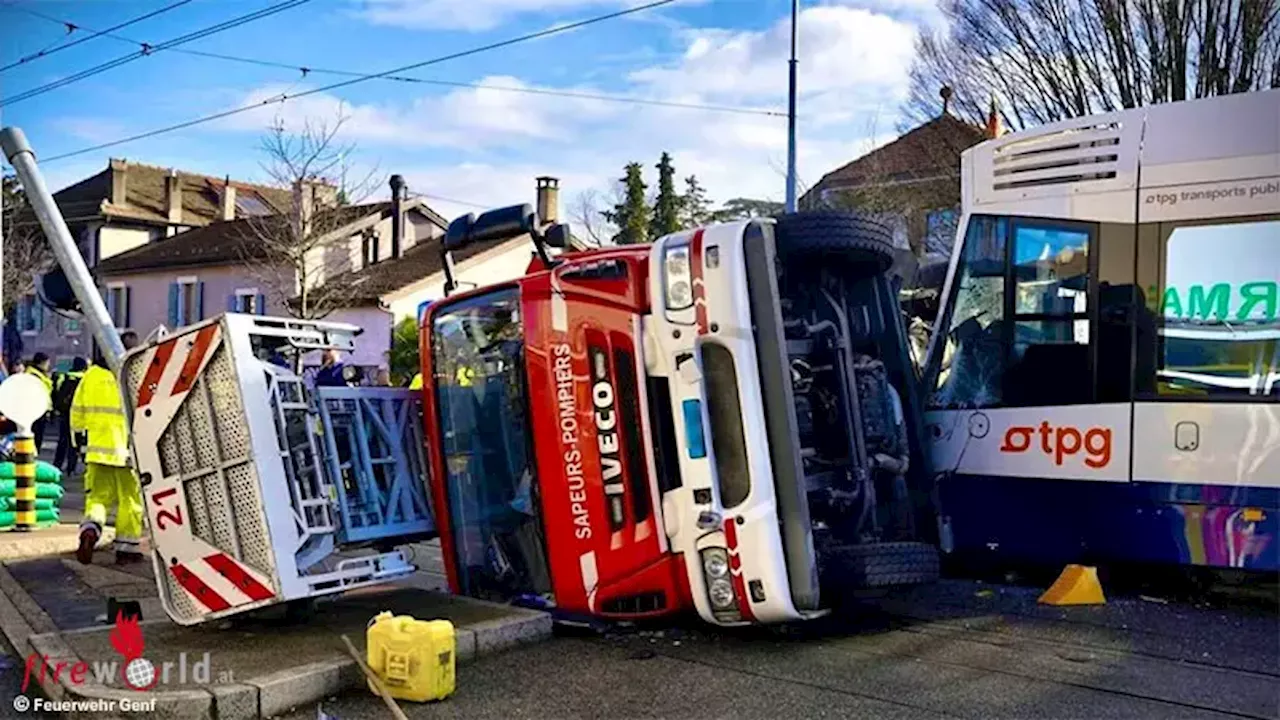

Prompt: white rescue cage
[{"left": 121, "top": 313, "right": 431, "bottom": 625}]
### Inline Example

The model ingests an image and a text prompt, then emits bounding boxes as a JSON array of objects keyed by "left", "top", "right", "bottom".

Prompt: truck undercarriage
[{"left": 764, "top": 214, "right": 940, "bottom": 603}]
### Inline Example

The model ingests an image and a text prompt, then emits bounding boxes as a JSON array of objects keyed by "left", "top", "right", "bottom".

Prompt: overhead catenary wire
[
  {"left": 0, "top": 0, "right": 195, "bottom": 73},
  {"left": 0, "top": 0, "right": 314, "bottom": 107},
  {"left": 42, "top": 0, "right": 686, "bottom": 164},
  {"left": 10, "top": 3, "right": 783, "bottom": 118}
]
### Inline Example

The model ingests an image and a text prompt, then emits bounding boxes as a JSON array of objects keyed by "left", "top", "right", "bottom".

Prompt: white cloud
[
  {"left": 629, "top": 6, "right": 916, "bottom": 100},
  {"left": 217, "top": 4, "right": 922, "bottom": 221}
]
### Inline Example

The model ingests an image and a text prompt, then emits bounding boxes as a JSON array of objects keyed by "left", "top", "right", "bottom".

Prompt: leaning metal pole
[
  {"left": 0, "top": 127, "right": 126, "bottom": 372},
  {"left": 784, "top": 0, "right": 800, "bottom": 213}
]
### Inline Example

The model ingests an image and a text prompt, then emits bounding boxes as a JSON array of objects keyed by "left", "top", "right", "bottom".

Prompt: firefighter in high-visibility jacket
[{"left": 73, "top": 345, "right": 143, "bottom": 565}]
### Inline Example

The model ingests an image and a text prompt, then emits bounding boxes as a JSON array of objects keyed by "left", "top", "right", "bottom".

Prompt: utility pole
[{"left": 784, "top": 0, "right": 799, "bottom": 213}]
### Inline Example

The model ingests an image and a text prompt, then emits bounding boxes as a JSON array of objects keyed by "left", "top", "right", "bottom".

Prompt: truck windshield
[{"left": 431, "top": 289, "right": 553, "bottom": 604}]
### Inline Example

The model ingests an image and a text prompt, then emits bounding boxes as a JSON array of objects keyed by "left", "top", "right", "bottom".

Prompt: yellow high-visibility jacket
[
  {"left": 69, "top": 366, "right": 130, "bottom": 467},
  {"left": 26, "top": 366, "right": 53, "bottom": 397}
]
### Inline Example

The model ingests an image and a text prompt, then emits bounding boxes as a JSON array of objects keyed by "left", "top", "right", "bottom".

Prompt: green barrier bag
[
  {"left": 0, "top": 461, "right": 63, "bottom": 484},
  {"left": 0, "top": 508, "right": 61, "bottom": 526},
  {"left": 1, "top": 498, "right": 56, "bottom": 511},
  {"left": 0, "top": 481, "right": 65, "bottom": 499}
]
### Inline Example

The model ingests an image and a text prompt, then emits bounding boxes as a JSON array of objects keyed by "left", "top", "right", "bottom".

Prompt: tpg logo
[{"left": 1000, "top": 422, "right": 1113, "bottom": 469}]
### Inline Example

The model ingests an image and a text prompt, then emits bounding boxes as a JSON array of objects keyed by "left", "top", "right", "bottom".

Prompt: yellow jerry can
[{"left": 365, "top": 611, "right": 456, "bottom": 702}]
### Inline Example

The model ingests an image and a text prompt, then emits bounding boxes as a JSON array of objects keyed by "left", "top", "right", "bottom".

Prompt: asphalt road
[{"left": 282, "top": 579, "right": 1280, "bottom": 720}]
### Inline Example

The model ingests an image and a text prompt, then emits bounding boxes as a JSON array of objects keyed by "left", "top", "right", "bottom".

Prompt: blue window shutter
[
  {"left": 196, "top": 281, "right": 205, "bottom": 320},
  {"left": 124, "top": 287, "right": 132, "bottom": 328},
  {"left": 17, "top": 301, "right": 28, "bottom": 332},
  {"left": 105, "top": 290, "right": 117, "bottom": 326},
  {"left": 256, "top": 293, "right": 266, "bottom": 315},
  {"left": 168, "top": 283, "right": 179, "bottom": 326},
  {"left": 34, "top": 302, "right": 44, "bottom": 332},
  {"left": 227, "top": 294, "right": 238, "bottom": 313}
]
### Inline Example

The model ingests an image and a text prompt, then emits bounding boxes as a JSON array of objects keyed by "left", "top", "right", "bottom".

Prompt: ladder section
[{"left": 315, "top": 387, "right": 435, "bottom": 544}]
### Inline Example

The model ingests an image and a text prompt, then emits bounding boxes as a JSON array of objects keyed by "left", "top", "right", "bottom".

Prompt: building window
[
  {"left": 362, "top": 230, "right": 380, "bottom": 268},
  {"left": 62, "top": 316, "right": 82, "bottom": 335},
  {"left": 169, "top": 277, "right": 204, "bottom": 327},
  {"left": 925, "top": 208, "right": 960, "bottom": 254},
  {"left": 1137, "top": 217, "right": 1279, "bottom": 398},
  {"left": 17, "top": 294, "right": 43, "bottom": 335},
  {"left": 105, "top": 284, "right": 131, "bottom": 329},
  {"left": 231, "top": 289, "right": 266, "bottom": 314}
]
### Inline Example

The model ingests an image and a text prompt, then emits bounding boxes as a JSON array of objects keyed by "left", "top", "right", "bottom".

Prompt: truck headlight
[
  {"left": 707, "top": 578, "right": 736, "bottom": 609},
  {"left": 664, "top": 244, "right": 694, "bottom": 311},
  {"left": 702, "top": 548, "right": 729, "bottom": 578}
]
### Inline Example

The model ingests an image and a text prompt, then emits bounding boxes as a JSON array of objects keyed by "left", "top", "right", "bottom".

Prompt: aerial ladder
[{"left": 2, "top": 127, "right": 435, "bottom": 625}]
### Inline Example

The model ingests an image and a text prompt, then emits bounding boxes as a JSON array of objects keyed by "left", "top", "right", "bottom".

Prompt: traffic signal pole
[{"left": 1, "top": 127, "right": 125, "bottom": 372}]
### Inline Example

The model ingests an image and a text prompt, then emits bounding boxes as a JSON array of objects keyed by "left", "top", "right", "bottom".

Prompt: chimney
[
  {"left": 985, "top": 96, "right": 1004, "bottom": 139},
  {"left": 109, "top": 158, "right": 128, "bottom": 206},
  {"left": 939, "top": 86, "right": 953, "bottom": 117},
  {"left": 165, "top": 169, "right": 182, "bottom": 225},
  {"left": 389, "top": 174, "right": 405, "bottom": 259},
  {"left": 221, "top": 175, "right": 236, "bottom": 221},
  {"left": 536, "top": 176, "right": 559, "bottom": 225},
  {"left": 294, "top": 179, "right": 314, "bottom": 238}
]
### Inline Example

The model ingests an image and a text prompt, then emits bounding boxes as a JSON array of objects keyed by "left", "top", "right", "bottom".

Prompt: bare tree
[
  {"left": 238, "top": 112, "right": 380, "bottom": 322},
  {"left": 908, "top": 0, "right": 1280, "bottom": 131},
  {"left": 2, "top": 174, "right": 54, "bottom": 315},
  {"left": 568, "top": 188, "right": 616, "bottom": 246}
]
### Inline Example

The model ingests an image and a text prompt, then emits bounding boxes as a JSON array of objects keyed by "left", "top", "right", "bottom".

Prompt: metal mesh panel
[
  {"left": 162, "top": 569, "right": 203, "bottom": 623},
  {"left": 159, "top": 432, "right": 180, "bottom": 479},
  {"left": 226, "top": 462, "right": 273, "bottom": 577},
  {"left": 202, "top": 469, "right": 237, "bottom": 554},
  {"left": 205, "top": 346, "right": 250, "bottom": 459},
  {"left": 187, "top": 379, "right": 219, "bottom": 470},
  {"left": 184, "top": 475, "right": 212, "bottom": 543}
]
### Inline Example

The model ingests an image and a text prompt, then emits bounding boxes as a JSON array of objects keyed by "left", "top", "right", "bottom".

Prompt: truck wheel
[
  {"left": 773, "top": 211, "right": 897, "bottom": 274},
  {"left": 827, "top": 542, "right": 940, "bottom": 588}
]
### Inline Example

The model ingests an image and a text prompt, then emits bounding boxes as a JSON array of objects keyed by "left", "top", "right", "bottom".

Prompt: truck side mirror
[
  {"left": 544, "top": 222, "right": 572, "bottom": 249},
  {"left": 470, "top": 204, "right": 535, "bottom": 243},
  {"left": 444, "top": 213, "right": 475, "bottom": 251}
]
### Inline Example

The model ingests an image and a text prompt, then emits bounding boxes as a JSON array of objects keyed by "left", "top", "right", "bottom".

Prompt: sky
[{"left": 0, "top": 0, "right": 948, "bottom": 224}]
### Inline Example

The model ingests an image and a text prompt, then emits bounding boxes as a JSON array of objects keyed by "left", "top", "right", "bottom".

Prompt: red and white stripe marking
[
  {"left": 170, "top": 552, "right": 275, "bottom": 612},
  {"left": 722, "top": 518, "right": 756, "bottom": 621},
  {"left": 690, "top": 229, "right": 709, "bottom": 335}
]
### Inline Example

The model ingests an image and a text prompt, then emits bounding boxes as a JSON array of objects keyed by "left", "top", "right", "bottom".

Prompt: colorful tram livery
[{"left": 921, "top": 89, "right": 1280, "bottom": 571}]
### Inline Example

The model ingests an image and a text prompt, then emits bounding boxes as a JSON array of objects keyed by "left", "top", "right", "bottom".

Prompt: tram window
[
  {"left": 1003, "top": 221, "right": 1094, "bottom": 407},
  {"left": 1012, "top": 225, "right": 1089, "bottom": 315},
  {"left": 928, "top": 216, "right": 1008, "bottom": 408},
  {"left": 1139, "top": 218, "right": 1280, "bottom": 399}
]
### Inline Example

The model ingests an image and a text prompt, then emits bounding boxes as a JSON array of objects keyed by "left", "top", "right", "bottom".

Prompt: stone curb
[{"left": 1, "top": 560, "right": 553, "bottom": 719}]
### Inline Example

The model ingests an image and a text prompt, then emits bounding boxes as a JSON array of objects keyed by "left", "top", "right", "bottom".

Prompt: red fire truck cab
[{"left": 420, "top": 205, "right": 939, "bottom": 626}]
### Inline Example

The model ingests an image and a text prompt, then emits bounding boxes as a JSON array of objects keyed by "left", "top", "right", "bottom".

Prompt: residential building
[
  {"left": 8, "top": 159, "right": 291, "bottom": 367},
  {"left": 801, "top": 89, "right": 993, "bottom": 258},
  {"left": 95, "top": 175, "right": 448, "bottom": 375}
]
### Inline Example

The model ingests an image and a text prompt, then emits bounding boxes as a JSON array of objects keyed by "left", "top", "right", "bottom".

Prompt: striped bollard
[{"left": 11, "top": 433, "right": 37, "bottom": 532}]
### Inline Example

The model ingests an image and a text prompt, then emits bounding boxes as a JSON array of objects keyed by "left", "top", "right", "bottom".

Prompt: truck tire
[
  {"left": 827, "top": 541, "right": 940, "bottom": 588},
  {"left": 773, "top": 211, "right": 896, "bottom": 274}
]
